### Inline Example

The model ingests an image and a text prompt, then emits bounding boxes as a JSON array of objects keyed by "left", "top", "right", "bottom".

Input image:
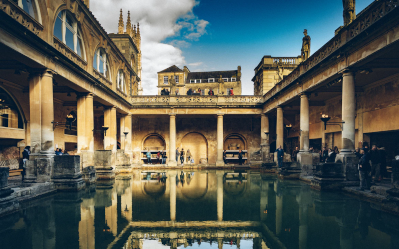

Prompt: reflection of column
[
  {"left": 121, "top": 179, "right": 133, "bottom": 221},
  {"left": 104, "top": 106, "right": 117, "bottom": 152},
  {"left": 218, "top": 238, "right": 223, "bottom": 249},
  {"left": 299, "top": 93, "right": 309, "bottom": 152},
  {"left": 105, "top": 190, "right": 118, "bottom": 236},
  {"left": 169, "top": 171, "right": 177, "bottom": 221},
  {"left": 341, "top": 71, "right": 356, "bottom": 153},
  {"left": 217, "top": 172, "right": 224, "bottom": 221},
  {"left": 79, "top": 201, "right": 95, "bottom": 249},
  {"left": 299, "top": 205, "right": 308, "bottom": 249},
  {"left": 276, "top": 106, "right": 284, "bottom": 149},
  {"left": 274, "top": 181, "right": 282, "bottom": 236},
  {"left": 168, "top": 114, "right": 177, "bottom": 166},
  {"left": 216, "top": 114, "right": 224, "bottom": 166},
  {"left": 260, "top": 181, "right": 269, "bottom": 221}
]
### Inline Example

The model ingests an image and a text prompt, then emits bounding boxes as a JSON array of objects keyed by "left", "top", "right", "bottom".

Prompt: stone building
[
  {"left": 157, "top": 65, "right": 242, "bottom": 95},
  {"left": 1, "top": 0, "right": 399, "bottom": 185}
]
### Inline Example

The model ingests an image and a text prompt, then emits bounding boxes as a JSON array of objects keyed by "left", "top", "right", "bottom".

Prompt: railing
[
  {"left": 0, "top": 0, "right": 43, "bottom": 36},
  {"left": 272, "top": 57, "right": 300, "bottom": 65},
  {"left": 131, "top": 95, "right": 263, "bottom": 105},
  {"left": 263, "top": 0, "right": 399, "bottom": 103}
]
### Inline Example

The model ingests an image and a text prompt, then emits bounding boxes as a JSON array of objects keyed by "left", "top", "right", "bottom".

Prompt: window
[
  {"left": 93, "top": 48, "right": 111, "bottom": 80},
  {"left": 117, "top": 70, "right": 125, "bottom": 93},
  {"left": 231, "top": 77, "right": 236, "bottom": 82},
  {"left": 12, "top": 0, "right": 37, "bottom": 19},
  {"left": 163, "top": 76, "right": 168, "bottom": 84},
  {"left": 54, "top": 10, "right": 84, "bottom": 58},
  {"left": 190, "top": 79, "right": 195, "bottom": 83},
  {"left": 0, "top": 87, "right": 24, "bottom": 129},
  {"left": 175, "top": 76, "right": 179, "bottom": 83},
  {"left": 195, "top": 79, "right": 201, "bottom": 83},
  {"left": 223, "top": 78, "right": 228, "bottom": 82},
  {"left": 208, "top": 78, "right": 215, "bottom": 83}
]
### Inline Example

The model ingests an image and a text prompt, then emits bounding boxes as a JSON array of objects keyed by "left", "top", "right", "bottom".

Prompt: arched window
[
  {"left": 93, "top": 48, "right": 111, "bottom": 80},
  {"left": 54, "top": 10, "right": 85, "bottom": 58},
  {"left": 117, "top": 70, "right": 126, "bottom": 93},
  {"left": 0, "top": 87, "right": 24, "bottom": 129},
  {"left": 12, "top": 0, "right": 38, "bottom": 20}
]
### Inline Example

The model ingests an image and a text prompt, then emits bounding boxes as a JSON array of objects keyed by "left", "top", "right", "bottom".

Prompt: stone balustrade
[{"left": 131, "top": 95, "right": 263, "bottom": 106}]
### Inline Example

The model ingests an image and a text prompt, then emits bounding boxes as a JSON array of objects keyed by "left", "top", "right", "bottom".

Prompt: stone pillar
[
  {"left": 299, "top": 93, "right": 309, "bottom": 152},
  {"left": 77, "top": 93, "right": 94, "bottom": 169},
  {"left": 26, "top": 70, "right": 55, "bottom": 183},
  {"left": 298, "top": 93, "right": 313, "bottom": 174},
  {"left": 341, "top": 71, "right": 356, "bottom": 153},
  {"left": 336, "top": 71, "right": 358, "bottom": 181},
  {"left": 261, "top": 114, "right": 271, "bottom": 163},
  {"left": 276, "top": 106, "right": 284, "bottom": 149},
  {"left": 123, "top": 114, "right": 132, "bottom": 153},
  {"left": 169, "top": 171, "right": 177, "bottom": 221},
  {"left": 104, "top": 106, "right": 117, "bottom": 152},
  {"left": 168, "top": 114, "right": 177, "bottom": 166},
  {"left": 216, "top": 114, "right": 224, "bottom": 166},
  {"left": 217, "top": 171, "right": 224, "bottom": 221}
]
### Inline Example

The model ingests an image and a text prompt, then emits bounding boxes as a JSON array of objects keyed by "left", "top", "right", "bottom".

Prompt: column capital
[
  {"left": 339, "top": 68, "right": 354, "bottom": 76},
  {"left": 169, "top": 113, "right": 176, "bottom": 116},
  {"left": 217, "top": 113, "right": 224, "bottom": 116},
  {"left": 299, "top": 92, "right": 309, "bottom": 97},
  {"left": 42, "top": 69, "right": 57, "bottom": 78}
]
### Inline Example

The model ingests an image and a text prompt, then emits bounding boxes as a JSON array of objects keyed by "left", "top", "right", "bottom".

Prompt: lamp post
[
  {"left": 320, "top": 114, "right": 345, "bottom": 130},
  {"left": 285, "top": 124, "right": 292, "bottom": 136},
  {"left": 52, "top": 114, "right": 76, "bottom": 130}
]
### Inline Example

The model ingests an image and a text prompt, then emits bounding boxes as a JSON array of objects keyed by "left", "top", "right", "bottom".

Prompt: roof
[
  {"left": 186, "top": 70, "right": 238, "bottom": 81},
  {"left": 158, "top": 65, "right": 183, "bottom": 73}
]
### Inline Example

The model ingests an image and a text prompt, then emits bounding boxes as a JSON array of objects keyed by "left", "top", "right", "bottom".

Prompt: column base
[
  {"left": 52, "top": 155, "right": 85, "bottom": 191},
  {"left": 80, "top": 151, "right": 94, "bottom": 170},
  {"left": 168, "top": 161, "right": 178, "bottom": 167},
  {"left": 94, "top": 150, "right": 115, "bottom": 180},
  {"left": 216, "top": 161, "right": 225, "bottom": 167},
  {"left": 297, "top": 152, "right": 314, "bottom": 176},
  {"left": 25, "top": 154, "right": 54, "bottom": 183},
  {"left": 335, "top": 153, "right": 359, "bottom": 181}
]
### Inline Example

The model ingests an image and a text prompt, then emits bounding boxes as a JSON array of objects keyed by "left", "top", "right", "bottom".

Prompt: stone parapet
[{"left": 52, "top": 156, "right": 85, "bottom": 191}]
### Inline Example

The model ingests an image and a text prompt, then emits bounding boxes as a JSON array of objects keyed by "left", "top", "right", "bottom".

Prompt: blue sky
[{"left": 91, "top": 0, "right": 375, "bottom": 95}]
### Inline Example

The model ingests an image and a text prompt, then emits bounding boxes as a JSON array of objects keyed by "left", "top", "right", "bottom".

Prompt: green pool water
[{"left": 1, "top": 170, "right": 398, "bottom": 249}]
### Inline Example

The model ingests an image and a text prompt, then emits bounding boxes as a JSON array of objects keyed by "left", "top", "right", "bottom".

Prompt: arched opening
[
  {"left": 223, "top": 133, "right": 246, "bottom": 150},
  {"left": 142, "top": 133, "right": 165, "bottom": 151},
  {"left": 181, "top": 132, "right": 208, "bottom": 165},
  {"left": 143, "top": 182, "right": 166, "bottom": 199},
  {"left": 0, "top": 87, "right": 24, "bottom": 129}
]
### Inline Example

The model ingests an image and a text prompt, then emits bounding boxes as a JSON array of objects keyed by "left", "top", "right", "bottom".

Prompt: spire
[
  {"left": 118, "top": 9, "right": 124, "bottom": 34},
  {"left": 137, "top": 22, "right": 140, "bottom": 36},
  {"left": 126, "top": 11, "right": 132, "bottom": 36}
]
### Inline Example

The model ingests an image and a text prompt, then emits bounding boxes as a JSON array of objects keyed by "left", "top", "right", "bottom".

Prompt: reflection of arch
[
  {"left": 181, "top": 132, "right": 208, "bottom": 164},
  {"left": 223, "top": 133, "right": 247, "bottom": 150},
  {"left": 223, "top": 182, "right": 247, "bottom": 196},
  {"left": 181, "top": 173, "right": 208, "bottom": 200},
  {"left": 142, "top": 182, "right": 166, "bottom": 198},
  {"left": 142, "top": 133, "right": 165, "bottom": 150},
  {"left": 0, "top": 86, "right": 25, "bottom": 129}
]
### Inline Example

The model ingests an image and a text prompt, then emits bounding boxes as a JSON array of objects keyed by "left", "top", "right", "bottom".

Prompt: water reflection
[{"left": 1, "top": 170, "right": 399, "bottom": 249}]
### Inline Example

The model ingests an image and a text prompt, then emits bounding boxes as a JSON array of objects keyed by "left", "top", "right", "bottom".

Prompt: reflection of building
[{"left": 157, "top": 65, "right": 242, "bottom": 95}]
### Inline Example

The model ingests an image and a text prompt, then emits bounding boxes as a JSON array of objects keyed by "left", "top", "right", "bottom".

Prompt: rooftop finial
[
  {"left": 137, "top": 22, "right": 140, "bottom": 35},
  {"left": 118, "top": 9, "right": 124, "bottom": 34},
  {"left": 126, "top": 11, "right": 132, "bottom": 35}
]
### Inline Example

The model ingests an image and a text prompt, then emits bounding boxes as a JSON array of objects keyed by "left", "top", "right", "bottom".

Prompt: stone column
[
  {"left": 299, "top": 93, "right": 309, "bottom": 152},
  {"left": 276, "top": 107, "right": 284, "bottom": 149},
  {"left": 104, "top": 106, "right": 117, "bottom": 152},
  {"left": 217, "top": 171, "right": 224, "bottom": 221},
  {"left": 216, "top": 114, "right": 224, "bottom": 166},
  {"left": 77, "top": 93, "right": 94, "bottom": 169},
  {"left": 124, "top": 114, "right": 132, "bottom": 153},
  {"left": 169, "top": 171, "right": 177, "bottom": 221},
  {"left": 28, "top": 72, "right": 42, "bottom": 154},
  {"left": 261, "top": 114, "right": 271, "bottom": 163},
  {"left": 341, "top": 71, "right": 356, "bottom": 153},
  {"left": 298, "top": 93, "right": 313, "bottom": 174},
  {"left": 40, "top": 70, "right": 55, "bottom": 154},
  {"left": 336, "top": 71, "right": 358, "bottom": 181},
  {"left": 168, "top": 114, "right": 177, "bottom": 166}
]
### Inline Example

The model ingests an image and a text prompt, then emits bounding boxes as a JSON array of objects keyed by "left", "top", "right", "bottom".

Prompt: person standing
[
  {"left": 176, "top": 147, "right": 179, "bottom": 163},
  {"left": 292, "top": 147, "right": 299, "bottom": 162},
  {"left": 162, "top": 151, "right": 167, "bottom": 164},
  {"left": 146, "top": 150, "right": 152, "bottom": 164},
  {"left": 156, "top": 151, "right": 161, "bottom": 164},
  {"left": 238, "top": 150, "right": 243, "bottom": 165},
  {"left": 21, "top": 146, "right": 30, "bottom": 181},
  {"left": 370, "top": 145, "right": 381, "bottom": 183},
  {"left": 358, "top": 149, "right": 371, "bottom": 191},
  {"left": 186, "top": 149, "right": 192, "bottom": 164},
  {"left": 276, "top": 145, "right": 284, "bottom": 168},
  {"left": 180, "top": 148, "right": 185, "bottom": 165}
]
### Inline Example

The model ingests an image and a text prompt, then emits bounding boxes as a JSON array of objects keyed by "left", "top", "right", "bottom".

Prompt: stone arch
[
  {"left": 181, "top": 132, "right": 208, "bottom": 164},
  {"left": 0, "top": 86, "right": 26, "bottom": 129},
  {"left": 142, "top": 133, "right": 165, "bottom": 151},
  {"left": 223, "top": 133, "right": 247, "bottom": 150},
  {"left": 142, "top": 182, "right": 166, "bottom": 199}
]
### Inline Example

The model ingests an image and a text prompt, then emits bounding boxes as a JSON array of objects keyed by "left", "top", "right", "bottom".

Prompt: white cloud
[
  {"left": 188, "top": 62, "right": 203, "bottom": 67},
  {"left": 90, "top": 0, "right": 209, "bottom": 95}
]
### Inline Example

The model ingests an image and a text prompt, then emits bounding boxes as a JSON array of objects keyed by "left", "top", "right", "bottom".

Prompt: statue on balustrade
[
  {"left": 342, "top": 0, "right": 356, "bottom": 26},
  {"left": 218, "top": 75, "right": 224, "bottom": 95},
  {"left": 301, "top": 29, "right": 311, "bottom": 61},
  {"left": 169, "top": 75, "right": 177, "bottom": 95}
]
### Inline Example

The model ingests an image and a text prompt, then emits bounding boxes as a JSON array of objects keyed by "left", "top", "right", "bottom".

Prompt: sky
[{"left": 90, "top": 0, "right": 375, "bottom": 95}]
